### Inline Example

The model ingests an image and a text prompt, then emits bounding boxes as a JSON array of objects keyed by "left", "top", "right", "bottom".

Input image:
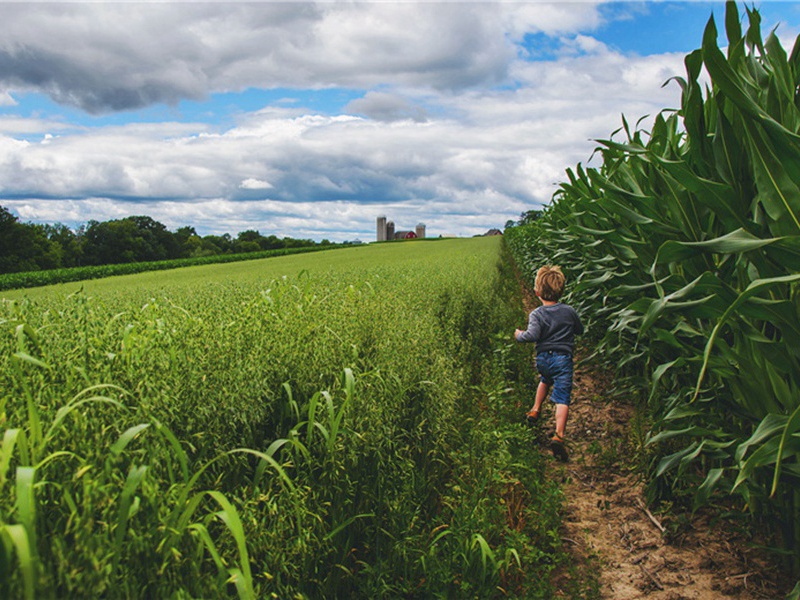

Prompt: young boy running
[{"left": 514, "top": 265, "right": 583, "bottom": 461}]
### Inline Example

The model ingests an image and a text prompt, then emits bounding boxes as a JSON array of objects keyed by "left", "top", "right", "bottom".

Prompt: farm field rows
[
  {"left": 506, "top": 3, "right": 800, "bottom": 591},
  {"left": 0, "top": 237, "right": 578, "bottom": 598}
]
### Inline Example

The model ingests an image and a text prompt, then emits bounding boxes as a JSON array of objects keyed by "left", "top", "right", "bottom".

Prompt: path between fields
[
  {"left": 543, "top": 359, "right": 789, "bottom": 599},
  {"left": 517, "top": 294, "right": 790, "bottom": 598}
]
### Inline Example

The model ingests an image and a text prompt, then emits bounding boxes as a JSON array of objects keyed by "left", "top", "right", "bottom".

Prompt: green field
[
  {"left": 2, "top": 239, "right": 466, "bottom": 301},
  {"left": 0, "top": 237, "right": 576, "bottom": 598},
  {"left": 506, "top": 3, "right": 800, "bottom": 581}
]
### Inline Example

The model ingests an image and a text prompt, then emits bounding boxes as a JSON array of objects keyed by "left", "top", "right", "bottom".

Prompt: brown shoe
[
  {"left": 550, "top": 435, "right": 568, "bottom": 462},
  {"left": 525, "top": 409, "right": 539, "bottom": 426}
]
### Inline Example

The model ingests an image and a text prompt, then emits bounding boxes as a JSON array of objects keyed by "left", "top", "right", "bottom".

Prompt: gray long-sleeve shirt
[{"left": 516, "top": 302, "right": 584, "bottom": 355}]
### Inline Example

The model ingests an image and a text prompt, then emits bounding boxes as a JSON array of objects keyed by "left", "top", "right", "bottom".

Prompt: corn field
[
  {"left": 506, "top": 2, "right": 800, "bottom": 576},
  {"left": 0, "top": 237, "right": 576, "bottom": 598}
]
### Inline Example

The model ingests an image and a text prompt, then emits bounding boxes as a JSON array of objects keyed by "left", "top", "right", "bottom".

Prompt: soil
[
  {"left": 543, "top": 360, "right": 791, "bottom": 599},
  {"left": 516, "top": 285, "right": 793, "bottom": 599}
]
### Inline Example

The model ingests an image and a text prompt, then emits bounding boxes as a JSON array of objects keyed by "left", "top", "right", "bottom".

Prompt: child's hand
[{"left": 514, "top": 329, "right": 523, "bottom": 339}]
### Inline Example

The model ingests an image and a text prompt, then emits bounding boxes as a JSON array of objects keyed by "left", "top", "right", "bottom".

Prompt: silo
[
  {"left": 386, "top": 220, "right": 395, "bottom": 241},
  {"left": 377, "top": 215, "right": 387, "bottom": 242},
  {"left": 416, "top": 223, "right": 426, "bottom": 239}
]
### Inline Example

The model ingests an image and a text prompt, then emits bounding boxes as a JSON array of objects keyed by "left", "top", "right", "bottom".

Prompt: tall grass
[
  {"left": 506, "top": 0, "right": 800, "bottom": 576},
  {"left": 0, "top": 238, "right": 572, "bottom": 597}
]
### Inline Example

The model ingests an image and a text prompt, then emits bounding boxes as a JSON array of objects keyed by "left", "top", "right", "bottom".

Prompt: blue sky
[
  {"left": 598, "top": 2, "right": 726, "bottom": 54},
  {"left": 1, "top": 2, "right": 800, "bottom": 241}
]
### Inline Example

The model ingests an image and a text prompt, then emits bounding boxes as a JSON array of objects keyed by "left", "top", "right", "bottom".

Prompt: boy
[{"left": 514, "top": 265, "right": 583, "bottom": 462}]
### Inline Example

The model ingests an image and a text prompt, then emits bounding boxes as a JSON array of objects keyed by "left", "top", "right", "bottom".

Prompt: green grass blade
[
  {"left": 153, "top": 419, "right": 190, "bottom": 484},
  {"left": 112, "top": 465, "right": 148, "bottom": 574},
  {"left": 15, "top": 467, "right": 36, "bottom": 557},
  {"left": 323, "top": 513, "right": 375, "bottom": 541},
  {"left": 228, "top": 448, "right": 296, "bottom": 494},
  {"left": 205, "top": 490, "right": 254, "bottom": 600},
  {"left": 1, "top": 524, "right": 35, "bottom": 600},
  {"left": 188, "top": 521, "right": 227, "bottom": 577},
  {"left": 44, "top": 396, "right": 124, "bottom": 447},
  {"left": 770, "top": 403, "right": 800, "bottom": 498},
  {"left": 110, "top": 424, "right": 151, "bottom": 456},
  {"left": 0, "top": 429, "right": 23, "bottom": 487}
]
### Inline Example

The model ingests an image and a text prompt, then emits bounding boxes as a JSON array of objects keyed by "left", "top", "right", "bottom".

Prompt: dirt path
[{"left": 538, "top": 359, "right": 792, "bottom": 599}]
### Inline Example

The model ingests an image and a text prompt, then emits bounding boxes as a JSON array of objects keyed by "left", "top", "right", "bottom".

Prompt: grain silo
[
  {"left": 377, "top": 215, "right": 387, "bottom": 241},
  {"left": 416, "top": 223, "right": 426, "bottom": 239},
  {"left": 386, "top": 220, "right": 395, "bottom": 240}
]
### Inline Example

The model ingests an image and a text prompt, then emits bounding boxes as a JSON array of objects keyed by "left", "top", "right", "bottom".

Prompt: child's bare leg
[
  {"left": 555, "top": 404, "right": 569, "bottom": 439},
  {"left": 531, "top": 381, "right": 549, "bottom": 414}
]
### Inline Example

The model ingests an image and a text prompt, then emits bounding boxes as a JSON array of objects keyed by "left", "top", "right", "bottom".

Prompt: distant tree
[
  {"left": 0, "top": 206, "right": 328, "bottom": 272},
  {"left": 235, "top": 241, "right": 261, "bottom": 253},
  {"left": 175, "top": 226, "right": 197, "bottom": 241},
  {"left": 518, "top": 209, "right": 543, "bottom": 226},
  {"left": 196, "top": 238, "right": 221, "bottom": 256},
  {"left": 259, "top": 234, "right": 284, "bottom": 251},
  {"left": 82, "top": 216, "right": 179, "bottom": 265},
  {"left": 0, "top": 206, "right": 23, "bottom": 273},
  {"left": 202, "top": 234, "right": 233, "bottom": 254},
  {"left": 28, "top": 224, "right": 62, "bottom": 270},
  {"left": 284, "top": 237, "right": 314, "bottom": 249},
  {"left": 83, "top": 219, "right": 134, "bottom": 264},
  {"left": 175, "top": 226, "right": 201, "bottom": 258},
  {"left": 235, "top": 230, "right": 263, "bottom": 253},
  {"left": 45, "top": 223, "right": 83, "bottom": 267},
  {"left": 237, "top": 230, "right": 261, "bottom": 244},
  {"left": 128, "top": 216, "right": 180, "bottom": 261},
  {"left": 0, "top": 207, "right": 67, "bottom": 273}
]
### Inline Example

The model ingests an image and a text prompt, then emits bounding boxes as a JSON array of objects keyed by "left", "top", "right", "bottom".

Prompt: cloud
[
  {"left": 0, "top": 115, "right": 81, "bottom": 135},
  {"left": 345, "top": 92, "right": 428, "bottom": 123},
  {"left": 239, "top": 178, "right": 273, "bottom": 190},
  {"left": 502, "top": 2, "right": 604, "bottom": 39},
  {"left": 0, "top": 37, "right": 685, "bottom": 240},
  {"left": 0, "top": 2, "right": 698, "bottom": 240},
  {"left": 0, "top": 3, "right": 528, "bottom": 114},
  {"left": 0, "top": 2, "right": 614, "bottom": 113},
  {"left": 0, "top": 90, "right": 16, "bottom": 106}
]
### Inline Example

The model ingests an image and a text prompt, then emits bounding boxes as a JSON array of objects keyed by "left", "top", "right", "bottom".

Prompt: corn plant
[{"left": 506, "top": 0, "right": 800, "bottom": 575}]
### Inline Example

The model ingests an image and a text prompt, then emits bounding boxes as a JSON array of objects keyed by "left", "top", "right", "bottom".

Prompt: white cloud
[
  {"left": 0, "top": 91, "right": 16, "bottom": 106},
  {"left": 0, "top": 115, "right": 80, "bottom": 135},
  {"left": 0, "top": 41, "right": 688, "bottom": 239},
  {"left": 0, "top": 3, "right": 522, "bottom": 113},
  {"left": 0, "top": 2, "right": 624, "bottom": 113},
  {"left": 240, "top": 178, "right": 273, "bottom": 190},
  {"left": 0, "top": 2, "right": 702, "bottom": 240},
  {"left": 502, "top": 2, "right": 603, "bottom": 39},
  {"left": 345, "top": 92, "right": 428, "bottom": 123}
]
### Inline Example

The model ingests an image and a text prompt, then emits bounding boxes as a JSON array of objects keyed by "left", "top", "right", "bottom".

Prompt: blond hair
[{"left": 534, "top": 265, "right": 565, "bottom": 301}]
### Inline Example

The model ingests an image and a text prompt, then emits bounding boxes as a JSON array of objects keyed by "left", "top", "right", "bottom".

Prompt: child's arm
[
  {"left": 574, "top": 309, "right": 584, "bottom": 337},
  {"left": 515, "top": 311, "right": 541, "bottom": 343}
]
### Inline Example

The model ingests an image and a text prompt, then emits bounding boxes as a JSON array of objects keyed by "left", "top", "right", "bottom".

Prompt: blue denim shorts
[{"left": 536, "top": 351, "right": 574, "bottom": 406}]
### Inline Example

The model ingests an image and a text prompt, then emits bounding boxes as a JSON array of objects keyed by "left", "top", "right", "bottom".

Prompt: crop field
[
  {"left": 507, "top": 3, "right": 800, "bottom": 580},
  {"left": 0, "top": 237, "right": 573, "bottom": 598}
]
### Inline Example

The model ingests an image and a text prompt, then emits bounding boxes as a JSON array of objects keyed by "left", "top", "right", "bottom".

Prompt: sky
[{"left": 2, "top": 1, "right": 800, "bottom": 242}]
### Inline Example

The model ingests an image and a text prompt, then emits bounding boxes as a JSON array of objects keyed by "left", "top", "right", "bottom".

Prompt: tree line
[{"left": 0, "top": 205, "right": 331, "bottom": 275}]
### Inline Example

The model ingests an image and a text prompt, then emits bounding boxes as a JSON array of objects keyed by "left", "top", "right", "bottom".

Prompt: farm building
[{"left": 376, "top": 216, "right": 426, "bottom": 241}]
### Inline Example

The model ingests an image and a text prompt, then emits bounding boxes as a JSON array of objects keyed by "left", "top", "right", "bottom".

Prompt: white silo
[
  {"left": 377, "top": 215, "right": 387, "bottom": 241},
  {"left": 416, "top": 223, "right": 426, "bottom": 239}
]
